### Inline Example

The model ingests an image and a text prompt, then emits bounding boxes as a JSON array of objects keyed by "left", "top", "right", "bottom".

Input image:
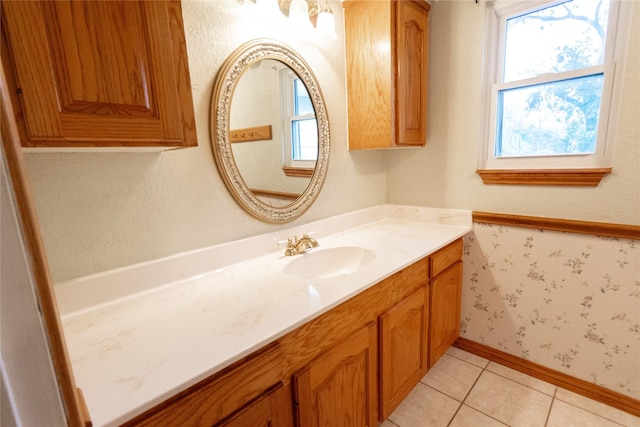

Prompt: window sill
[
  {"left": 282, "top": 166, "right": 313, "bottom": 178},
  {"left": 250, "top": 188, "right": 299, "bottom": 201},
  {"left": 476, "top": 168, "right": 611, "bottom": 186}
]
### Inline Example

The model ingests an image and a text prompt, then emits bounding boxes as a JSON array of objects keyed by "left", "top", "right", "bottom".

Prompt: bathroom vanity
[{"left": 55, "top": 205, "right": 471, "bottom": 426}]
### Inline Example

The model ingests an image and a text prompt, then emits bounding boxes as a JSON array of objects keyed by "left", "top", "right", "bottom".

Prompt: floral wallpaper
[{"left": 461, "top": 223, "right": 640, "bottom": 400}]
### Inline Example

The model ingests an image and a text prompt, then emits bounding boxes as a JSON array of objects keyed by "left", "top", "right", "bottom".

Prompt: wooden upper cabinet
[
  {"left": 1, "top": 0, "right": 197, "bottom": 149},
  {"left": 344, "top": 0, "right": 429, "bottom": 150}
]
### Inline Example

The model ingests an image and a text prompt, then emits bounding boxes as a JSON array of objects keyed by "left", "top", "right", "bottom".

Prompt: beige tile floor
[{"left": 380, "top": 347, "right": 640, "bottom": 427}]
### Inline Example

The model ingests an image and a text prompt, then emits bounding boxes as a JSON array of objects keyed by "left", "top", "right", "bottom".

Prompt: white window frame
[
  {"left": 281, "top": 69, "right": 316, "bottom": 170},
  {"left": 478, "top": 0, "right": 632, "bottom": 175}
]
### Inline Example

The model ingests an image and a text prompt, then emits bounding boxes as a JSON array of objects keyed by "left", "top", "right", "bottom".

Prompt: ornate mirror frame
[{"left": 210, "top": 39, "right": 330, "bottom": 224}]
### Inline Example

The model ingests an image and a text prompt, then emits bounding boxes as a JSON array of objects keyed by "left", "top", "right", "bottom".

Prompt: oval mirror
[{"left": 211, "top": 39, "right": 330, "bottom": 223}]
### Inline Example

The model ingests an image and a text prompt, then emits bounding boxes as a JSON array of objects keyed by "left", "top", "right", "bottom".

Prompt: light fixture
[
  {"left": 315, "top": 1, "right": 337, "bottom": 41},
  {"left": 288, "top": 0, "right": 313, "bottom": 31},
  {"left": 270, "top": 0, "right": 338, "bottom": 40},
  {"left": 255, "top": 0, "right": 281, "bottom": 16}
]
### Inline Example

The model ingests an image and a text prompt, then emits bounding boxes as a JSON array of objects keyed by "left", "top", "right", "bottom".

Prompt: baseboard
[{"left": 454, "top": 337, "right": 640, "bottom": 417}]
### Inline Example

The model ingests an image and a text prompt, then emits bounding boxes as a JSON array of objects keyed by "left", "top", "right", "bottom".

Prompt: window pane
[
  {"left": 504, "top": 0, "right": 609, "bottom": 82},
  {"left": 495, "top": 74, "right": 603, "bottom": 157},
  {"left": 292, "top": 118, "right": 318, "bottom": 161},
  {"left": 294, "top": 79, "right": 314, "bottom": 116}
]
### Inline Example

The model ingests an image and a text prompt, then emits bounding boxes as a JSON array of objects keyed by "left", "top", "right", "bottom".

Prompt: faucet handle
[{"left": 301, "top": 233, "right": 319, "bottom": 248}]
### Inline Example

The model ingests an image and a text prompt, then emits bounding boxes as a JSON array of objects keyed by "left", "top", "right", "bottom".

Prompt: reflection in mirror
[
  {"left": 230, "top": 59, "right": 318, "bottom": 208},
  {"left": 211, "top": 39, "right": 330, "bottom": 223}
]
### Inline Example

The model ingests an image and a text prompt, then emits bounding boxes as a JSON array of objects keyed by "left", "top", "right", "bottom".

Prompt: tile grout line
[
  {"left": 444, "top": 399, "right": 464, "bottom": 427},
  {"left": 440, "top": 351, "right": 488, "bottom": 426},
  {"left": 446, "top": 351, "right": 556, "bottom": 427},
  {"left": 484, "top": 362, "right": 558, "bottom": 397},
  {"left": 483, "top": 366, "right": 633, "bottom": 426},
  {"left": 440, "top": 352, "right": 497, "bottom": 427},
  {"left": 449, "top": 351, "right": 636, "bottom": 427},
  {"left": 460, "top": 363, "right": 512, "bottom": 427},
  {"left": 551, "top": 397, "right": 630, "bottom": 427},
  {"left": 443, "top": 368, "right": 481, "bottom": 427},
  {"left": 543, "top": 387, "right": 558, "bottom": 427}
]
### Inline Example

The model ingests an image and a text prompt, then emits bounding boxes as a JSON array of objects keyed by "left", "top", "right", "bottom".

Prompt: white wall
[
  {"left": 387, "top": 0, "right": 640, "bottom": 226},
  {"left": 24, "top": 0, "right": 387, "bottom": 283},
  {"left": 1, "top": 147, "right": 67, "bottom": 426}
]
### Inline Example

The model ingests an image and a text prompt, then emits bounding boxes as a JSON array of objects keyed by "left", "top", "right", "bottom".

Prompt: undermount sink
[{"left": 283, "top": 246, "right": 376, "bottom": 279}]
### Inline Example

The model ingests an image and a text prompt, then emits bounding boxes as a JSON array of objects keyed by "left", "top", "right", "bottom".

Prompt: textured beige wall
[
  {"left": 23, "top": 0, "right": 639, "bottom": 283},
  {"left": 24, "top": 0, "right": 387, "bottom": 282},
  {"left": 387, "top": 0, "right": 640, "bottom": 225}
]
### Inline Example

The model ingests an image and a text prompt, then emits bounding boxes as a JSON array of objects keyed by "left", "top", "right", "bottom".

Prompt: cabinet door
[
  {"left": 429, "top": 262, "right": 463, "bottom": 367},
  {"left": 395, "top": 0, "right": 429, "bottom": 146},
  {"left": 379, "top": 286, "right": 429, "bottom": 420},
  {"left": 1, "top": 0, "right": 196, "bottom": 149},
  {"left": 343, "top": 0, "right": 393, "bottom": 150},
  {"left": 293, "top": 323, "right": 377, "bottom": 427},
  {"left": 217, "top": 382, "right": 293, "bottom": 427}
]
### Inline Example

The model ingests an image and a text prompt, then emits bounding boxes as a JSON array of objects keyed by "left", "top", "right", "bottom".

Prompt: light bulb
[
  {"left": 316, "top": 4, "right": 337, "bottom": 41},
  {"left": 289, "top": 0, "right": 312, "bottom": 30},
  {"left": 255, "top": 0, "right": 280, "bottom": 16}
]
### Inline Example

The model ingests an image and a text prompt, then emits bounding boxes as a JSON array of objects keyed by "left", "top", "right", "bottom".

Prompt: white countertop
[{"left": 56, "top": 205, "right": 472, "bottom": 427}]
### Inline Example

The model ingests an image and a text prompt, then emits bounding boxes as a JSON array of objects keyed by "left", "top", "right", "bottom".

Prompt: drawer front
[
  {"left": 125, "top": 343, "right": 284, "bottom": 427},
  {"left": 430, "top": 239, "right": 463, "bottom": 278}
]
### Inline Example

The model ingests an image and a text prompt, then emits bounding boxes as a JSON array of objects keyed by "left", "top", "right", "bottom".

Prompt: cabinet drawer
[
  {"left": 124, "top": 342, "right": 284, "bottom": 427},
  {"left": 430, "top": 239, "right": 463, "bottom": 278},
  {"left": 215, "top": 382, "right": 293, "bottom": 427}
]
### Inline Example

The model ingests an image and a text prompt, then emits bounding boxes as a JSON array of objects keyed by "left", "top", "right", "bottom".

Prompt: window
[
  {"left": 478, "top": 0, "right": 631, "bottom": 185},
  {"left": 282, "top": 69, "right": 318, "bottom": 172}
]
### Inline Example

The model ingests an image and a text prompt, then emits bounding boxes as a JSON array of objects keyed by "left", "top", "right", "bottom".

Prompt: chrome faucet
[{"left": 284, "top": 234, "right": 319, "bottom": 256}]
